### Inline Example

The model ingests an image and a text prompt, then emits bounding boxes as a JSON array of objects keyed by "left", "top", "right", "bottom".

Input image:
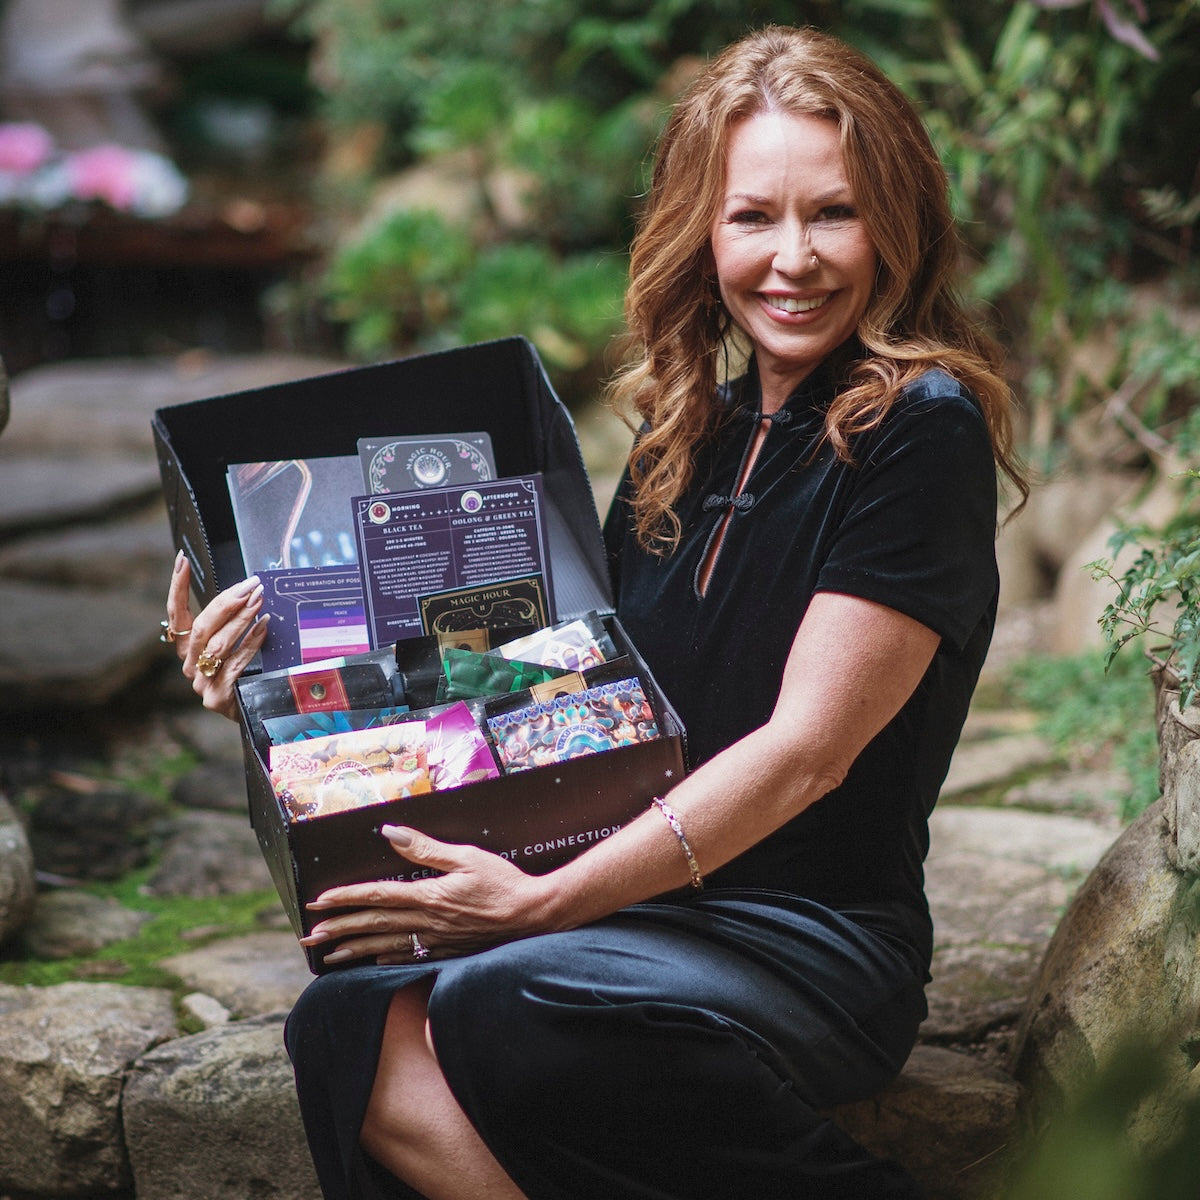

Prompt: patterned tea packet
[
  {"left": 492, "top": 613, "right": 617, "bottom": 672},
  {"left": 262, "top": 705, "right": 412, "bottom": 744},
  {"left": 270, "top": 722, "right": 431, "bottom": 822},
  {"left": 486, "top": 677, "right": 660, "bottom": 774}
]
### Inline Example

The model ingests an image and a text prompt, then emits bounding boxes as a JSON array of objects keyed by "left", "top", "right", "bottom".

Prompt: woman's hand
[
  {"left": 165, "top": 550, "right": 271, "bottom": 720},
  {"left": 300, "top": 826, "right": 557, "bottom": 966}
]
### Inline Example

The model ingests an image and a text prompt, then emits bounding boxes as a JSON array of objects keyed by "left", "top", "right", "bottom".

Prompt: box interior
[{"left": 152, "top": 337, "right": 615, "bottom": 619}]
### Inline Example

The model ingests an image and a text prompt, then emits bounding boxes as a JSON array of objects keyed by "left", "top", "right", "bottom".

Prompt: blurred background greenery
[{"left": 261, "top": 0, "right": 1199, "bottom": 426}]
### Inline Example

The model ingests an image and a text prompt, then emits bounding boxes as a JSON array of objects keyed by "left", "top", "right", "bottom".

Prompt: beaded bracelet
[{"left": 651, "top": 797, "right": 704, "bottom": 890}]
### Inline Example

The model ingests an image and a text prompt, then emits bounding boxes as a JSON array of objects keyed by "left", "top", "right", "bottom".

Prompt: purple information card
[
  {"left": 352, "top": 475, "right": 555, "bottom": 649},
  {"left": 257, "top": 567, "right": 370, "bottom": 672}
]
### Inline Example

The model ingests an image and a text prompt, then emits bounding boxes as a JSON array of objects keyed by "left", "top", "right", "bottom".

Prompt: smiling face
[{"left": 710, "top": 111, "right": 877, "bottom": 412}]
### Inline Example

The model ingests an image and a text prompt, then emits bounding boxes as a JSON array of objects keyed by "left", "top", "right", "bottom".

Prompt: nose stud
[{"left": 810, "top": 253, "right": 819, "bottom": 267}]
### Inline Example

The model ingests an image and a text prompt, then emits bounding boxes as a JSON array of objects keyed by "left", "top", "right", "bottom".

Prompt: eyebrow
[{"left": 723, "top": 187, "right": 854, "bottom": 206}]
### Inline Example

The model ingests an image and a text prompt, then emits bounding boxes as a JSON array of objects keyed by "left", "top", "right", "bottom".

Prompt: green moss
[{"left": 0, "top": 884, "right": 281, "bottom": 990}]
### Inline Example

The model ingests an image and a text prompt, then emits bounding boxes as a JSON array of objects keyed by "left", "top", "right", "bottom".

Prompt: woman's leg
[{"left": 360, "top": 978, "right": 527, "bottom": 1200}]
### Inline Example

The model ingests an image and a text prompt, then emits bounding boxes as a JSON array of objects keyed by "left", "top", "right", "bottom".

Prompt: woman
[{"left": 166, "top": 25, "right": 1024, "bottom": 1200}]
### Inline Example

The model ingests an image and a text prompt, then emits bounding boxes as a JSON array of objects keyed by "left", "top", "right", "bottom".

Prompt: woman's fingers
[
  {"left": 192, "top": 611, "right": 270, "bottom": 718},
  {"left": 164, "top": 561, "right": 268, "bottom": 720},
  {"left": 163, "top": 551, "right": 195, "bottom": 656}
]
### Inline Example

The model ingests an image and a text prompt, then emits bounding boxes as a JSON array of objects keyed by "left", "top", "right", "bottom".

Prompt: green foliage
[
  {"left": 273, "top": 0, "right": 1198, "bottom": 424},
  {"left": 1002, "top": 1038, "right": 1200, "bottom": 1200},
  {"left": 326, "top": 210, "right": 627, "bottom": 370},
  {"left": 324, "top": 209, "right": 474, "bottom": 357},
  {"left": 1091, "top": 482, "right": 1200, "bottom": 709},
  {"left": 1005, "top": 648, "right": 1160, "bottom": 820}
]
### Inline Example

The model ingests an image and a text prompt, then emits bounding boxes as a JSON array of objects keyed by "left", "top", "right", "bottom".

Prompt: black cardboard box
[{"left": 152, "top": 337, "right": 687, "bottom": 972}]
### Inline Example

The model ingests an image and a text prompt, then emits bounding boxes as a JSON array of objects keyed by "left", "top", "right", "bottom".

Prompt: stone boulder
[
  {"left": 123, "top": 1014, "right": 321, "bottom": 1200},
  {"left": 27, "top": 778, "right": 167, "bottom": 882},
  {"left": 834, "top": 1045, "right": 1021, "bottom": 1200},
  {"left": 161, "top": 930, "right": 313, "bottom": 1018},
  {"left": 0, "top": 792, "right": 35, "bottom": 947},
  {"left": 1010, "top": 799, "right": 1200, "bottom": 1153},
  {"left": 19, "top": 888, "right": 154, "bottom": 959},
  {"left": 0, "top": 981, "right": 177, "bottom": 1196},
  {"left": 143, "top": 809, "right": 275, "bottom": 897}
]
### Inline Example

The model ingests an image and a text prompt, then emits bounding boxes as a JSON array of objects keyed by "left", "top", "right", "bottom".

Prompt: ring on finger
[
  {"left": 196, "top": 647, "right": 223, "bottom": 678},
  {"left": 410, "top": 932, "right": 430, "bottom": 960},
  {"left": 160, "top": 619, "right": 192, "bottom": 644}
]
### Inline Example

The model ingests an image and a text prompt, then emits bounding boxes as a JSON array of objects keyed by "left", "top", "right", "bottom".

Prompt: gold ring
[
  {"left": 410, "top": 932, "right": 430, "bottom": 960},
  {"left": 196, "top": 648, "right": 223, "bottom": 678},
  {"left": 160, "top": 619, "right": 192, "bottom": 644}
]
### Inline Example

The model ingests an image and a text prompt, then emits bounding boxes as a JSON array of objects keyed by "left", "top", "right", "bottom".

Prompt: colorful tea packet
[
  {"left": 262, "top": 705, "right": 412, "bottom": 744},
  {"left": 492, "top": 613, "right": 617, "bottom": 672},
  {"left": 422, "top": 700, "right": 501, "bottom": 790},
  {"left": 486, "top": 677, "right": 660, "bottom": 774},
  {"left": 270, "top": 722, "right": 431, "bottom": 822}
]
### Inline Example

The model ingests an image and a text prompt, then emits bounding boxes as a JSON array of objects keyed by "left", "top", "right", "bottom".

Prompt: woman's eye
[
  {"left": 729, "top": 209, "right": 768, "bottom": 224},
  {"left": 817, "top": 204, "right": 857, "bottom": 221}
]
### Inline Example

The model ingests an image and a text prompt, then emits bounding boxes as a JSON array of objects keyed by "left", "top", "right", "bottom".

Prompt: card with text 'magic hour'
[{"left": 358, "top": 433, "right": 496, "bottom": 494}]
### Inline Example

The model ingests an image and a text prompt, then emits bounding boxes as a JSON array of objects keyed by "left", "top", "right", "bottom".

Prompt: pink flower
[
  {"left": 66, "top": 144, "right": 141, "bottom": 209},
  {"left": 0, "top": 123, "right": 55, "bottom": 173}
]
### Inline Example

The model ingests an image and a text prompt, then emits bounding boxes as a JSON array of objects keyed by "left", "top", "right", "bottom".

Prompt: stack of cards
[{"left": 225, "top": 430, "right": 561, "bottom": 672}]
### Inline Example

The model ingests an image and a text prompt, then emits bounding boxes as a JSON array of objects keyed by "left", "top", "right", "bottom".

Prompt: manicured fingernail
[
  {"left": 322, "top": 948, "right": 353, "bottom": 964},
  {"left": 246, "top": 583, "right": 264, "bottom": 606},
  {"left": 174, "top": 550, "right": 185, "bottom": 572},
  {"left": 381, "top": 825, "right": 413, "bottom": 847}
]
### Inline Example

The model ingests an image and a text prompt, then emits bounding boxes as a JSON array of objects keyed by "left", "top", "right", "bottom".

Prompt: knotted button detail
[
  {"left": 703, "top": 492, "right": 756, "bottom": 513},
  {"left": 735, "top": 406, "right": 793, "bottom": 426}
]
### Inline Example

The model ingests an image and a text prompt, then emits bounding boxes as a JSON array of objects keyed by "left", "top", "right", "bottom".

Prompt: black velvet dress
[{"left": 284, "top": 359, "right": 1000, "bottom": 1200}]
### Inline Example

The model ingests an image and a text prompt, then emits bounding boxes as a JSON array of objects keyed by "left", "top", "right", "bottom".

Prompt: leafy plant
[
  {"left": 1002, "top": 1036, "right": 1200, "bottom": 1200},
  {"left": 1006, "top": 647, "right": 1161, "bottom": 820},
  {"left": 1090, "top": 468, "right": 1200, "bottom": 708}
]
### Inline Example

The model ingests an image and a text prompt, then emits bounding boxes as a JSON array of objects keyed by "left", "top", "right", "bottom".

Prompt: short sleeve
[{"left": 814, "top": 371, "right": 998, "bottom": 652}]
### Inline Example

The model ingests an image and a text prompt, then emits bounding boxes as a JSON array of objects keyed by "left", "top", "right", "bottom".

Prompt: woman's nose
[{"left": 772, "top": 220, "right": 816, "bottom": 276}]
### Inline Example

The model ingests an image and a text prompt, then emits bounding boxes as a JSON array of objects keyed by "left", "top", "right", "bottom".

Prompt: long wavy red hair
[{"left": 605, "top": 25, "right": 1026, "bottom": 552}]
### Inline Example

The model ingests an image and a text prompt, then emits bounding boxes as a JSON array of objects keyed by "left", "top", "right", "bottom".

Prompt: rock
[
  {"left": 123, "top": 1014, "right": 322, "bottom": 1200},
  {"left": 1155, "top": 690, "right": 1200, "bottom": 874},
  {"left": 144, "top": 809, "right": 274, "bottom": 897},
  {"left": 833, "top": 1044, "right": 1021, "bottom": 1200},
  {"left": 0, "top": 578, "right": 168, "bottom": 710},
  {"left": 941, "top": 732, "right": 1058, "bottom": 798},
  {"left": 20, "top": 888, "right": 153, "bottom": 958},
  {"left": 1001, "top": 767, "right": 1129, "bottom": 820},
  {"left": 923, "top": 807, "right": 1117, "bottom": 1043},
  {"left": 0, "top": 456, "right": 164, "bottom": 538},
  {"left": 27, "top": 780, "right": 165, "bottom": 881},
  {"left": 162, "top": 931, "right": 313, "bottom": 1017},
  {"left": 1010, "top": 800, "right": 1200, "bottom": 1154},
  {"left": 0, "top": 503, "right": 175, "bottom": 591},
  {"left": 0, "top": 793, "right": 35, "bottom": 948},
  {"left": 181, "top": 992, "right": 233, "bottom": 1029},
  {"left": 0, "top": 981, "right": 177, "bottom": 1197},
  {"left": 172, "top": 759, "right": 253, "bottom": 813},
  {"left": 1, "top": 353, "right": 348, "bottom": 460},
  {"left": 169, "top": 707, "right": 247, "bottom": 765}
]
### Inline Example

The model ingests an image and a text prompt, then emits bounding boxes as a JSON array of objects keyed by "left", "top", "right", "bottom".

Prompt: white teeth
[{"left": 767, "top": 294, "right": 829, "bottom": 313}]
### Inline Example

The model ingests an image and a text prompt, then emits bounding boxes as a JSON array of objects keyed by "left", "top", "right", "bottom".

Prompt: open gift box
[{"left": 152, "top": 337, "right": 687, "bottom": 972}]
